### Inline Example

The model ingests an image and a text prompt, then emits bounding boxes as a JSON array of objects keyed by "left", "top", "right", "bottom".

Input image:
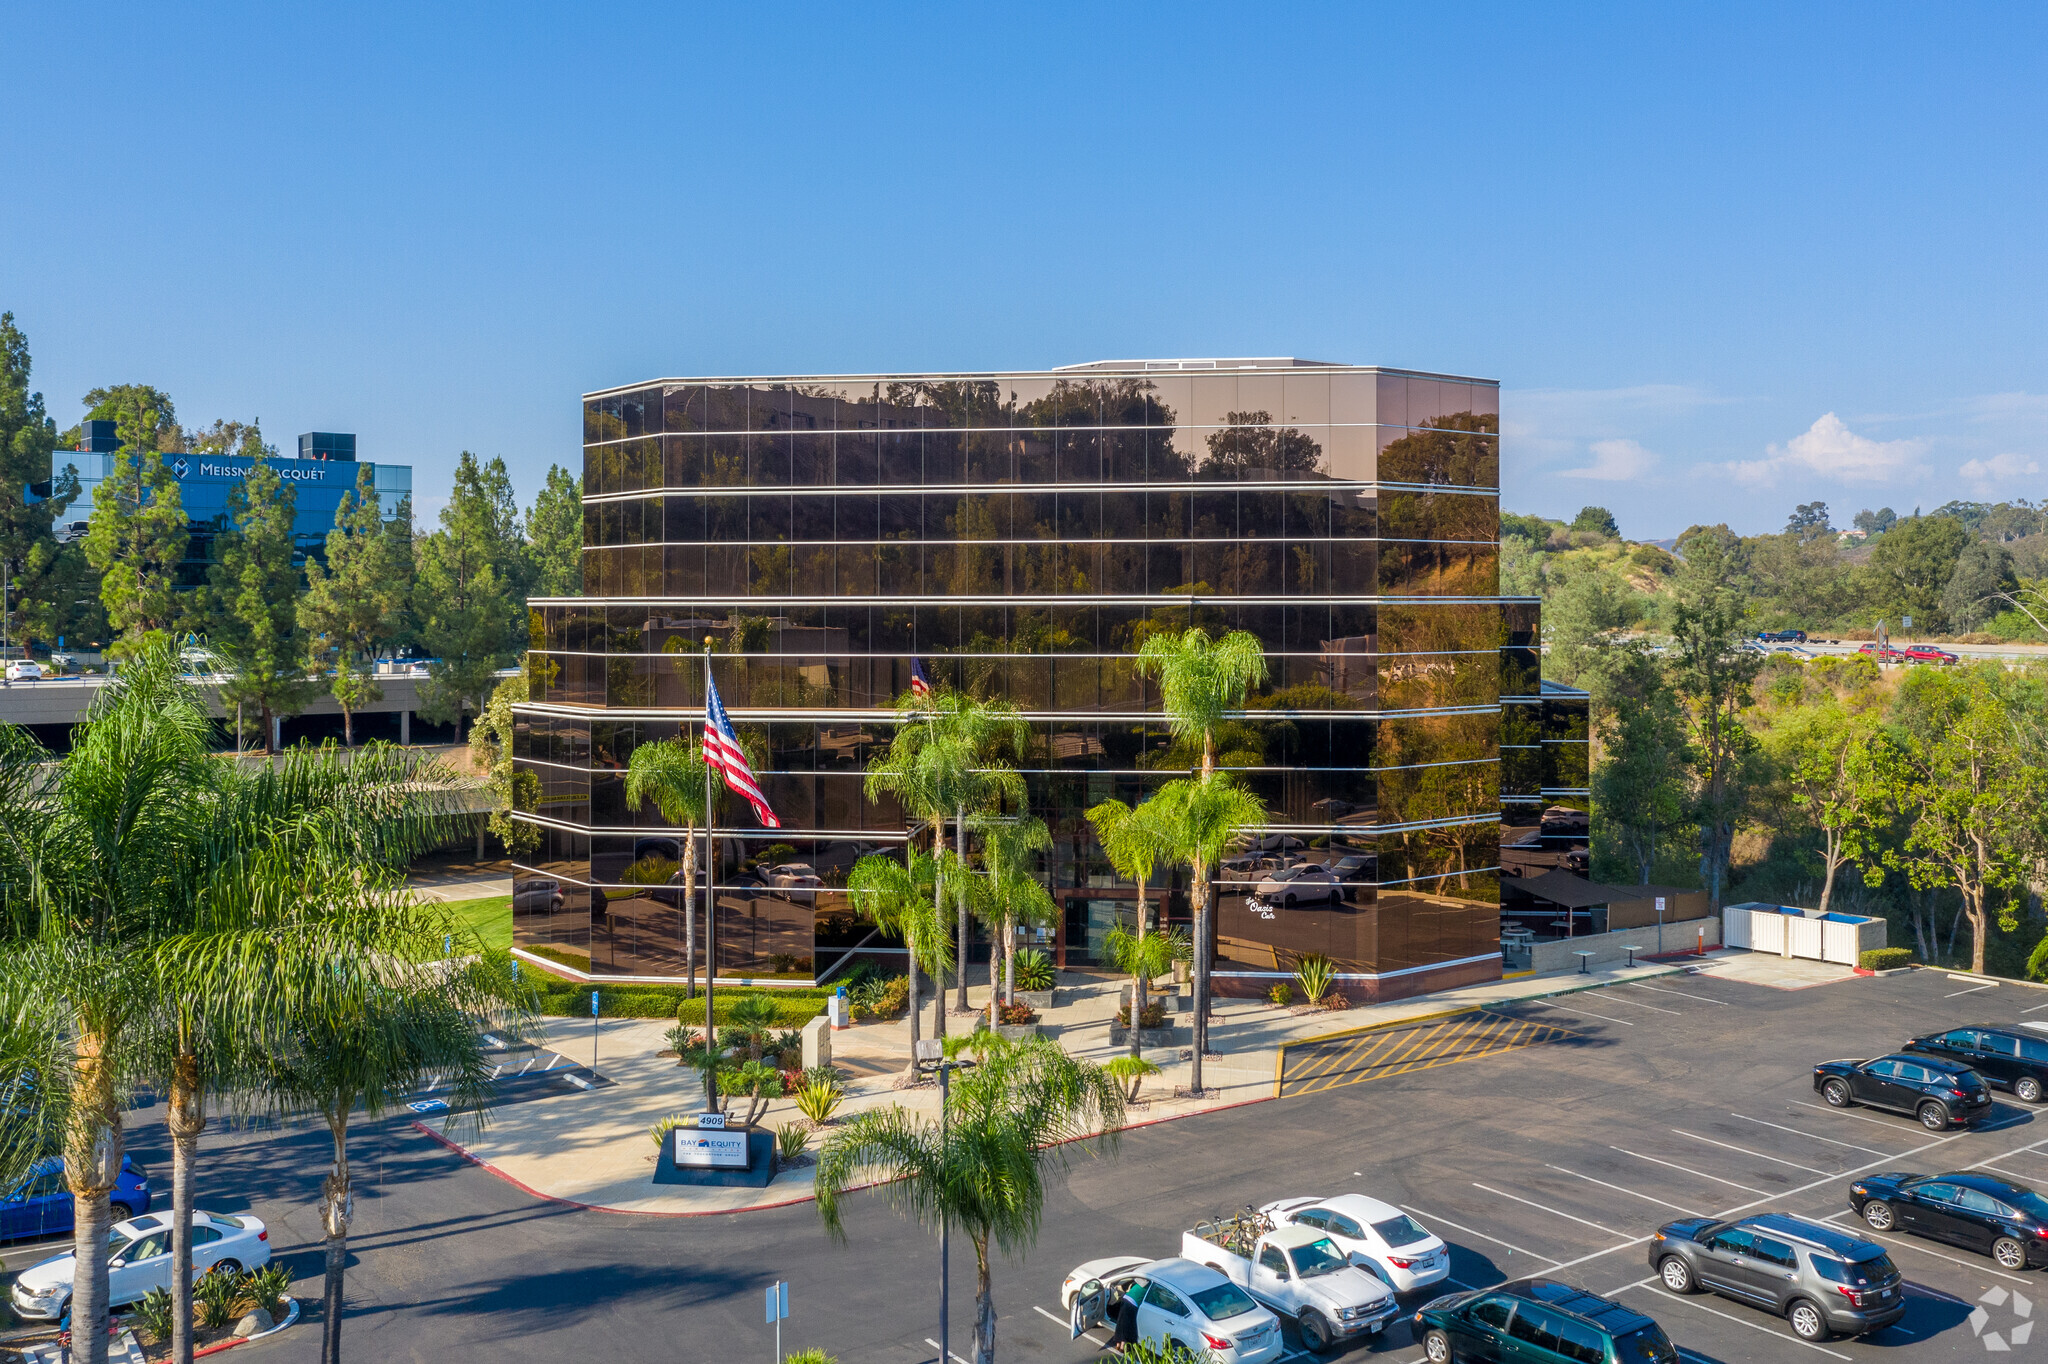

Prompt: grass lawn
[{"left": 440, "top": 894, "right": 512, "bottom": 953}]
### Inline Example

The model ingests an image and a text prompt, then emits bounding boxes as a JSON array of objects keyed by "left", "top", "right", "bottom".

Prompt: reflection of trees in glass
[
  {"left": 1377, "top": 411, "right": 1499, "bottom": 486},
  {"left": 1377, "top": 604, "right": 1505, "bottom": 711},
  {"left": 1201, "top": 412, "right": 1322, "bottom": 477},
  {"left": 1377, "top": 711, "right": 1499, "bottom": 897}
]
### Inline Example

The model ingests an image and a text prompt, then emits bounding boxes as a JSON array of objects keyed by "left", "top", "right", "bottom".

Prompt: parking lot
[{"left": 16, "top": 961, "right": 2048, "bottom": 1364}]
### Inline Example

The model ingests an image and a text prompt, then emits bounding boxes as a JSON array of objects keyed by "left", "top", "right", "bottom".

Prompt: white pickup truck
[{"left": 1182, "top": 1220, "right": 1401, "bottom": 1352}]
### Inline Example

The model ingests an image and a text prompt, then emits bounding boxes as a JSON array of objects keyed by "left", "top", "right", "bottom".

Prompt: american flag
[
  {"left": 704, "top": 678, "right": 779, "bottom": 829},
  {"left": 909, "top": 657, "right": 932, "bottom": 699}
]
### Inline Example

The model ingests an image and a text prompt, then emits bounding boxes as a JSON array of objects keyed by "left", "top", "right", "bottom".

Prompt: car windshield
[
  {"left": 1371, "top": 1214, "right": 1431, "bottom": 1248},
  {"left": 1290, "top": 1237, "right": 1350, "bottom": 1278},
  {"left": 1188, "top": 1280, "right": 1260, "bottom": 1321},
  {"left": 1613, "top": 1324, "right": 1679, "bottom": 1363}
]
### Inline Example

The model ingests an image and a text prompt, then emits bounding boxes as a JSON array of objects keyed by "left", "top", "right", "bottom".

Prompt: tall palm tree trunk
[
  {"left": 681, "top": 823, "right": 698, "bottom": 1000},
  {"left": 903, "top": 923, "right": 922, "bottom": 1076},
  {"left": 169, "top": 1049, "right": 206, "bottom": 1364},
  {"left": 320, "top": 1107, "right": 356, "bottom": 1364},
  {"left": 1131, "top": 875, "right": 1150, "bottom": 1061},
  {"left": 1190, "top": 864, "right": 1211, "bottom": 1094},
  {"left": 65, "top": 1030, "right": 123, "bottom": 1364},
  {"left": 955, "top": 801, "right": 969, "bottom": 1013},
  {"left": 341, "top": 704, "right": 354, "bottom": 748},
  {"left": 973, "top": 1235, "right": 996, "bottom": 1364},
  {"left": 930, "top": 819, "right": 947, "bottom": 1041}
]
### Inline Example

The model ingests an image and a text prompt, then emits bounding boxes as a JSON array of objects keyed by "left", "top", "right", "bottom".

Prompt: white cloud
[
  {"left": 1959, "top": 451, "right": 2041, "bottom": 494},
  {"left": 1559, "top": 438, "right": 1656, "bottom": 481},
  {"left": 1727, "top": 412, "right": 1922, "bottom": 487}
]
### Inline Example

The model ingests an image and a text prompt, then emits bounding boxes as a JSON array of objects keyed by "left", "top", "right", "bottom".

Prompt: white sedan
[
  {"left": 9, "top": 1209, "right": 272, "bottom": 1321},
  {"left": 1259, "top": 1195, "right": 1450, "bottom": 1293},
  {"left": 1062, "top": 1255, "right": 1284, "bottom": 1363},
  {"left": 1253, "top": 864, "right": 1343, "bottom": 907}
]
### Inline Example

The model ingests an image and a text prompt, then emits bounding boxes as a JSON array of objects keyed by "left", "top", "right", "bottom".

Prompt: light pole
[
  {"left": 919, "top": 1049, "right": 975, "bottom": 1364},
  {"left": 702, "top": 636, "right": 719, "bottom": 1112}
]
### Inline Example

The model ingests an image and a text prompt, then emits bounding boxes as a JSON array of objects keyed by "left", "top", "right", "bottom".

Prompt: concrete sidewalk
[{"left": 419, "top": 952, "right": 1720, "bottom": 1215}]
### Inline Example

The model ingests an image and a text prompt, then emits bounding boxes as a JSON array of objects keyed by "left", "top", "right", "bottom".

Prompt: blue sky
[{"left": 4, "top": 3, "right": 2044, "bottom": 539}]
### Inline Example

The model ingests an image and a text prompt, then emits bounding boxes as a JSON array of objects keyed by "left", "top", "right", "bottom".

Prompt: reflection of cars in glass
[
  {"left": 514, "top": 879, "right": 564, "bottom": 914},
  {"left": 1327, "top": 855, "right": 1375, "bottom": 882},
  {"left": 1, "top": 1156, "right": 151, "bottom": 1242},
  {"left": 1255, "top": 864, "right": 1341, "bottom": 908},
  {"left": 10, "top": 1209, "right": 270, "bottom": 1321},
  {"left": 766, "top": 863, "right": 824, "bottom": 904}
]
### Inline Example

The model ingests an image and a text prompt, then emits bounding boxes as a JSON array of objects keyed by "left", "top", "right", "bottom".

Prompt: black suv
[
  {"left": 1758, "top": 629, "right": 1808, "bottom": 643},
  {"left": 1812, "top": 1051, "right": 1993, "bottom": 1129},
  {"left": 1851, "top": 1170, "right": 2048, "bottom": 1269},
  {"left": 1414, "top": 1278, "right": 1676, "bottom": 1364},
  {"left": 1906, "top": 1025, "right": 2048, "bottom": 1103},
  {"left": 1649, "top": 1213, "right": 1903, "bottom": 1341}
]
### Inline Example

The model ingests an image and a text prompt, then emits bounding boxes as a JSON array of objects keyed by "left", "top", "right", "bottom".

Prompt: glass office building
[{"left": 511, "top": 359, "right": 1542, "bottom": 1003}]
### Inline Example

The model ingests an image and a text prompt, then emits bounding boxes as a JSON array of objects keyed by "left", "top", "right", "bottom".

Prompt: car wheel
[
  {"left": 1659, "top": 1256, "right": 1697, "bottom": 1293},
  {"left": 110, "top": 1202, "right": 134, "bottom": 1221},
  {"left": 1862, "top": 1200, "right": 1895, "bottom": 1232},
  {"left": 1995, "top": 1236, "right": 2028, "bottom": 1270},
  {"left": 2019, "top": 1076, "right": 2044, "bottom": 1103},
  {"left": 1299, "top": 1309, "right": 1334, "bottom": 1353},
  {"left": 1423, "top": 1328, "right": 1455, "bottom": 1364},
  {"left": 1283, "top": 894, "right": 1296, "bottom": 909},
  {"left": 211, "top": 1258, "right": 243, "bottom": 1276},
  {"left": 1822, "top": 1078, "right": 1853, "bottom": 1108},
  {"left": 1918, "top": 1102, "right": 1949, "bottom": 1131},
  {"left": 1788, "top": 1298, "right": 1830, "bottom": 1341}
]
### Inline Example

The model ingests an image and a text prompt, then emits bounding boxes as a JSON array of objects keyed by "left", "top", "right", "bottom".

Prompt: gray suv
[{"left": 1647, "top": 1212, "right": 1904, "bottom": 1341}]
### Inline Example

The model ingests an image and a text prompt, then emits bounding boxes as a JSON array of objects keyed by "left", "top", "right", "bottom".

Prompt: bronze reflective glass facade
[{"left": 512, "top": 361, "right": 1531, "bottom": 1002}]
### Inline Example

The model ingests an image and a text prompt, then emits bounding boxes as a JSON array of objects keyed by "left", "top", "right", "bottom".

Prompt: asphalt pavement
[{"left": 10, "top": 966, "right": 2048, "bottom": 1364}]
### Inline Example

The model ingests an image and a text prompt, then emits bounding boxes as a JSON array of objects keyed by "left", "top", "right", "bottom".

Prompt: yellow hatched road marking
[{"left": 1279, "top": 1011, "right": 1578, "bottom": 1097}]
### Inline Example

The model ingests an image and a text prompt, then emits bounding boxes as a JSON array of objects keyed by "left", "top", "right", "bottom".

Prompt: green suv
[{"left": 1414, "top": 1278, "right": 1677, "bottom": 1364}]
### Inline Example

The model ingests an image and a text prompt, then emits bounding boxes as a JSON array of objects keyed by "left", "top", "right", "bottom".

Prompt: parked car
[
  {"left": 765, "top": 863, "right": 825, "bottom": 904},
  {"left": 1648, "top": 1212, "right": 1903, "bottom": 1341},
  {"left": 0, "top": 1155, "right": 151, "bottom": 1241},
  {"left": 1856, "top": 643, "right": 1907, "bottom": 662},
  {"left": 1254, "top": 864, "right": 1342, "bottom": 909},
  {"left": 1063, "top": 1255, "right": 1285, "bottom": 1363},
  {"left": 1851, "top": 1170, "right": 2048, "bottom": 1269},
  {"left": 1414, "top": 1278, "right": 1676, "bottom": 1364},
  {"left": 1813, "top": 1051, "right": 1993, "bottom": 1129},
  {"left": 1258, "top": 1194, "right": 1449, "bottom": 1293},
  {"left": 9, "top": 1208, "right": 270, "bottom": 1321},
  {"left": 1906, "top": 1025, "right": 2048, "bottom": 1102},
  {"left": 1182, "top": 1219, "right": 1399, "bottom": 1350},
  {"left": 1327, "top": 854, "right": 1376, "bottom": 883},
  {"left": 1759, "top": 629, "right": 1808, "bottom": 643},
  {"left": 513, "top": 878, "right": 564, "bottom": 915},
  {"left": 4, "top": 661, "right": 43, "bottom": 681},
  {"left": 1902, "top": 644, "right": 1959, "bottom": 665}
]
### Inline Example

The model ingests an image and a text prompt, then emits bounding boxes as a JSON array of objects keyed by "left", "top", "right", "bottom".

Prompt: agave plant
[
  {"left": 1294, "top": 953, "right": 1335, "bottom": 1005},
  {"left": 795, "top": 1079, "right": 845, "bottom": 1125},
  {"left": 1013, "top": 949, "right": 1056, "bottom": 993}
]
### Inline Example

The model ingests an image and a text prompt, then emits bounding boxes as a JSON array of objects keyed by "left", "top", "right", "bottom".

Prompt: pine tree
[
  {"left": 525, "top": 463, "right": 583, "bottom": 597},
  {"left": 416, "top": 453, "right": 522, "bottom": 735},
  {"left": 79, "top": 386, "right": 187, "bottom": 655},
  {"left": 0, "top": 314, "right": 88, "bottom": 651},
  {"left": 301, "top": 466, "right": 405, "bottom": 743},
  {"left": 212, "top": 461, "right": 316, "bottom": 751}
]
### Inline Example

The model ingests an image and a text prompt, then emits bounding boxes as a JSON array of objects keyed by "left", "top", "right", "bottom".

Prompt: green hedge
[
  {"left": 1860, "top": 947, "right": 1914, "bottom": 971},
  {"left": 524, "top": 976, "right": 828, "bottom": 1024}
]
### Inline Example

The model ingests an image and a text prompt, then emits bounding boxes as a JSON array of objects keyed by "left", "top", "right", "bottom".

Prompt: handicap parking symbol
[{"left": 407, "top": 1098, "right": 449, "bottom": 1114}]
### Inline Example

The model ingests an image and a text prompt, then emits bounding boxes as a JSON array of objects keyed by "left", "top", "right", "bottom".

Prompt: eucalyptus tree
[
  {"left": 864, "top": 688, "right": 1027, "bottom": 1028},
  {"left": 1148, "top": 775, "right": 1268, "bottom": 1093},
  {"left": 624, "top": 735, "right": 713, "bottom": 996},
  {"left": 1134, "top": 627, "right": 1269, "bottom": 782},
  {"left": 816, "top": 1033, "right": 1126, "bottom": 1364},
  {"left": 846, "top": 848, "right": 949, "bottom": 1074}
]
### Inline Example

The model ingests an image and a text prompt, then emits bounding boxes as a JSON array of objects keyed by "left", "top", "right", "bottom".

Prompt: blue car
[{"left": 0, "top": 1155, "right": 152, "bottom": 1241}]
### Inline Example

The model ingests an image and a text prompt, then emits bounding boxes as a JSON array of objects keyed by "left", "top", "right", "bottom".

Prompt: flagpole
[{"left": 701, "top": 635, "right": 718, "bottom": 1112}]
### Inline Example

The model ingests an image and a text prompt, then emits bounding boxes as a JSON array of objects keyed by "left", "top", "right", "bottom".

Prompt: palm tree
[
  {"left": 947, "top": 817, "right": 1056, "bottom": 1027},
  {"left": 1100, "top": 925, "right": 1175, "bottom": 1060},
  {"left": 1148, "top": 775, "right": 1267, "bottom": 1094},
  {"left": 864, "top": 688, "right": 1026, "bottom": 1033},
  {"left": 624, "top": 735, "right": 712, "bottom": 996},
  {"left": 1085, "top": 794, "right": 1176, "bottom": 1007},
  {"left": 846, "top": 849, "right": 950, "bottom": 1073},
  {"left": 262, "top": 920, "right": 500, "bottom": 1364},
  {"left": 1135, "top": 627, "right": 1269, "bottom": 781},
  {"left": 816, "top": 1033, "right": 1127, "bottom": 1364}
]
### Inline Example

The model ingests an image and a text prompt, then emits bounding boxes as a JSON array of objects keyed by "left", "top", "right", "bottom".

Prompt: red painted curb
[{"left": 194, "top": 1338, "right": 245, "bottom": 1357}]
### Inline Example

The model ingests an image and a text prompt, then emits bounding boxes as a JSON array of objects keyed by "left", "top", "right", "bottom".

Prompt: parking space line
[
  {"left": 1622, "top": 982, "right": 1729, "bottom": 1005},
  {"left": 2021, "top": 1000, "right": 2048, "bottom": 1013},
  {"left": 1525, "top": 998, "right": 1636, "bottom": 1026},
  {"left": 924, "top": 1338, "right": 971, "bottom": 1364},
  {"left": 1031, "top": 1304, "right": 1101, "bottom": 1345},
  {"left": 1547, "top": 1236, "right": 1654, "bottom": 1273},
  {"left": 1590, "top": 992, "right": 1682, "bottom": 1015},
  {"left": 1974, "top": 1164, "right": 2038, "bottom": 1181},
  {"left": 1545, "top": 1164, "right": 1703, "bottom": 1216},
  {"left": 1727, "top": 1112, "right": 1896, "bottom": 1158},
  {"left": 1623, "top": 1284, "right": 1853, "bottom": 1360},
  {"left": 1960, "top": 1135, "right": 2048, "bottom": 1171},
  {"left": 1947, "top": 984, "right": 1998, "bottom": 997},
  {"left": 1610, "top": 1145, "right": 1770, "bottom": 1195},
  {"left": 1471, "top": 1182, "right": 1627, "bottom": 1238},
  {"left": 1673, "top": 1128, "right": 1831, "bottom": 1175},
  {"left": 1787, "top": 1099, "right": 1925, "bottom": 1130},
  {"left": 1400, "top": 1205, "right": 1558, "bottom": 1264}
]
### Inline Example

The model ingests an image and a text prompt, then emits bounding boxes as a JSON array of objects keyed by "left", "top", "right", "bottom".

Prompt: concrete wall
[{"left": 1531, "top": 917, "right": 1722, "bottom": 974}]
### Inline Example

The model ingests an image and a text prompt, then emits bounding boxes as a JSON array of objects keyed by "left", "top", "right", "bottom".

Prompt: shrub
[
  {"left": 1115, "top": 1001, "right": 1168, "bottom": 1029},
  {"left": 777, "top": 1123, "right": 812, "bottom": 1163},
  {"left": 196, "top": 1262, "right": 245, "bottom": 1329},
  {"left": 650, "top": 1113, "right": 690, "bottom": 1148},
  {"left": 998, "top": 1002, "right": 1038, "bottom": 1026},
  {"left": 850, "top": 974, "right": 908, "bottom": 1020},
  {"left": 131, "top": 1286, "right": 176, "bottom": 1342},
  {"left": 785, "top": 1352, "right": 837, "bottom": 1364},
  {"left": 1014, "top": 948, "right": 1056, "bottom": 992},
  {"left": 1294, "top": 953, "right": 1335, "bottom": 1004},
  {"left": 1104, "top": 1055, "right": 1162, "bottom": 1100},
  {"left": 795, "top": 1079, "right": 845, "bottom": 1124},
  {"left": 801, "top": 1064, "right": 843, "bottom": 1088},
  {"left": 244, "top": 1264, "right": 291, "bottom": 1318},
  {"left": 1319, "top": 988, "right": 1351, "bottom": 1011},
  {"left": 663, "top": 1022, "right": 702, "bottom": 1055},
  {"left": 1861, "top": 947, "right": 1914, "bottom": 971},
  {"left": 1267, "top": 983, "right": 1294, "bottom": 1007}
]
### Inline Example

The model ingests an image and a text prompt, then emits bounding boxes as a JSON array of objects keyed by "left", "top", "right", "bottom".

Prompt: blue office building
[{"left": 56, "top": 422, "right": 411, "bottom": 581}]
